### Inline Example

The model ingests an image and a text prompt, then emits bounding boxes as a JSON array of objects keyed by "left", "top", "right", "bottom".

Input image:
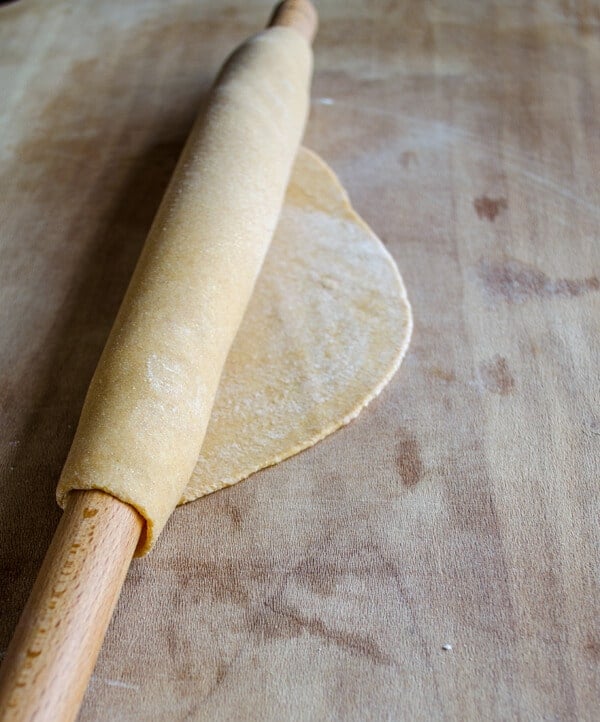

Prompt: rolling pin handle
[
  {"left": 0, "top": 491, "right": 143, "bottom": 722},
  {"left": 268, "top": 0, "right": 318, "bottom": 42}
]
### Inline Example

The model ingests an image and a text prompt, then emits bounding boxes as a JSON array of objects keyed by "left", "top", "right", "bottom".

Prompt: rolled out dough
[
  {"left": 56, "top": 27, "right": 412, "bottom": 555},
  {"left": 184, "top": 147, "right": 412, "bottom": 503},
  {"left": 57, "top": 26, "right": 313, "bottom": 553}
]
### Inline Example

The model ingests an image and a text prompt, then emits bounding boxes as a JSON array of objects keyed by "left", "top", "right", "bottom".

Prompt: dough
[
  {"left": 184, "top": 147, "right": 412, "bottom": 503},
  {"left": 56, "top": 26, "right": 412, "bottom": 556},
  {"left": 57, "top": 26, "right": 313, "bottom": 553}
]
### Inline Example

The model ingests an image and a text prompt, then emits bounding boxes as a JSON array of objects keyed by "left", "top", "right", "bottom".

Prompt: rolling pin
[{"left": 0, "top": 2, "right": 317, "bottom": 720}]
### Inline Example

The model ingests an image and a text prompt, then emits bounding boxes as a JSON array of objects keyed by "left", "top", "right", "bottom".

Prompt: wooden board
[{"left": 1, "top": 0, "right": 599, "bottom": 719}]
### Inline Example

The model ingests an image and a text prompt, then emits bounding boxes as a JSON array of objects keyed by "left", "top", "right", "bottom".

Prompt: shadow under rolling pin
[{"left": 0, "top": 1, "right": 318, "bottom": 720}]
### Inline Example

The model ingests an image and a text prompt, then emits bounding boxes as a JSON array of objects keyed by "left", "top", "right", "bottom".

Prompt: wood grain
[
  {"left": 0, "top": 1, "right": 599, "bottom": 720},
  {"left": 0, "top": 491, "right": 142, "bottom": 722}
]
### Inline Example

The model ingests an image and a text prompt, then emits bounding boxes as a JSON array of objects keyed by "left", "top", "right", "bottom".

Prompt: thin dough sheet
[{"left": 183, "top": 147, "right": 412, "bottom": 503}]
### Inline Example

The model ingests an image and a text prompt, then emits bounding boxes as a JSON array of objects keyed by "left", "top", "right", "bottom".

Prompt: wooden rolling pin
[{"left": 0, "top": 2, "right": 317, "bottom": 720}]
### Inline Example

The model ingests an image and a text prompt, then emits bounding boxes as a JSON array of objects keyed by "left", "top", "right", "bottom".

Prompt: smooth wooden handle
[
  {"left": 269, "top": 0, "right": 318, "bottom": 42},
  {"left": 0, "top": 491, "right": 143, "bottom": 722}
]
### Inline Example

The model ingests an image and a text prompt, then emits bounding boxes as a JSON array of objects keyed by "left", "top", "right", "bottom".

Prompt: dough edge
[{"left": 180, "top": 146, "right": 413, "bottom": 504}]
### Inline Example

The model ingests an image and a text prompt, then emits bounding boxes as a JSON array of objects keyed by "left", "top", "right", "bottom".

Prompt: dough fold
[{"left": 56, "top": 27, "right": 313, "bottom": 552}]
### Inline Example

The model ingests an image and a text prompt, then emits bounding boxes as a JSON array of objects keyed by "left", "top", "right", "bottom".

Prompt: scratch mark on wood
[{"left": 90, "top": 675, "right": 139, "bottom": 691}]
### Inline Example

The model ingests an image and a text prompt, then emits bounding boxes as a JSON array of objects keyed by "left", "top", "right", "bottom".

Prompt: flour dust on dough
[
  {"left": 182, "top": 147, "right": 412, "bottom": 503},
  {"left": 57, "top": 27, "right": 313, "bottom": 553}
]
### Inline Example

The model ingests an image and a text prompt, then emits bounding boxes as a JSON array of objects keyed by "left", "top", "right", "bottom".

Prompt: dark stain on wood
[
  {"left": 164, "top": 621, "right": 195, "bottom": 680},
  {"left": 231, "top": 506, "right": 242, "bottom": 527},
  {"left": 429, "top": 366, "right": 456, "bottom": 383},
  {"left": 221, "top": 501, "right": 242, "bottom": 529},
  {"left": 474, "top": 196, "right": 508, "bottom": 221},
  {"left": 584, "top": 636, "right": 600, "bottom": 658},
  {"left": 560, "top": 0, "right": 600, "bottom": 36},
  {"left": 214, "top": 661, "right": 228, "bottom": 686},
  {"left": 478, "top": 355, "right": 515, "bottom": 395},
  {"left": 295, "top": 556, "right": 338, "bottom": 598},
  {"left": 396, "top": 431, "right": 423, "bottom": 486},
  {"left": 294, "top": 527, "right": 339, "bottom": 597},
  {"left": 478, "top": 257, "right": 600, "bottom": 305},
  {"left": 254, "top": 599, "right": 395, "bottom": 666},
  {"left": 400, "top": 150, "right": 418, "bottom": 168}
]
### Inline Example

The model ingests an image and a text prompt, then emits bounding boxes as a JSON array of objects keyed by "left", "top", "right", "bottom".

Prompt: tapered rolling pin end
[{"left": 268, "top": 0, "right": 318, "bottom": 43}]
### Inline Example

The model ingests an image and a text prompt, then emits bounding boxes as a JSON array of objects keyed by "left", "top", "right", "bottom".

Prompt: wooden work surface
[{"left": 1, "top": 1, "right": 599, "bottom": 719}]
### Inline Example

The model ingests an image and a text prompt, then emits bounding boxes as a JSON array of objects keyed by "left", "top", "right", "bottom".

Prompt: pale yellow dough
[
  {"left": 57, "top": 27, "right": 313, "bottom": 553},
  {"left": 57, "top": 26, "right": 412, "bottom": 555},
  {"left": 184, "top": 147, "right": 412, "bottom": 503}
]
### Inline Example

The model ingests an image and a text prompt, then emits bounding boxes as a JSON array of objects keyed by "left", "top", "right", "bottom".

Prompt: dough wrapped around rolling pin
[{"left": 56, "top": 26, "right": 313, "bottom": 554}]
